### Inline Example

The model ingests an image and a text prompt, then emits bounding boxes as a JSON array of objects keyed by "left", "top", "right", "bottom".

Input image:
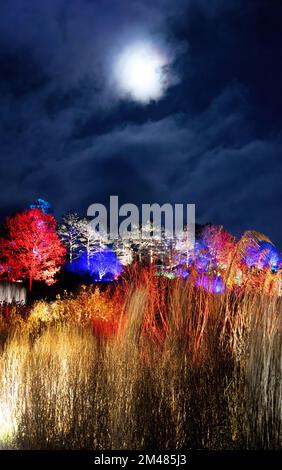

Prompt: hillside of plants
[{"left": 0, "top": 199, "right": 281, "bottom": 450}]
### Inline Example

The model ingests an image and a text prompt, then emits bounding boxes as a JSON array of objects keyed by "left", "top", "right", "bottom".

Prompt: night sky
[{"left": 1, "top": 0, "right": 282, "bottom": 245}]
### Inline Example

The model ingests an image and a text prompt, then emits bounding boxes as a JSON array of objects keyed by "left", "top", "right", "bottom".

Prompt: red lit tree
[
  {"left": 202, "top": 224, "right": 237, "bottom": 269},
  {"left": 0, "top": 209, "right": 65, "bottom": 290}
]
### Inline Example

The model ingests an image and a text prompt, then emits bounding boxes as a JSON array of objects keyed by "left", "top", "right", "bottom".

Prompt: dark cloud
[{"left": 0, "top": 0, "right": 282, "bottom": 245}]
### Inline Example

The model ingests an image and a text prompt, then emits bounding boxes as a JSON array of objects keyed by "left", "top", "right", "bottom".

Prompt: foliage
[
  {"left": 0, "top": 269, "right": 281, "bottom": 450},
  {"left": 201, "top": 224, "right": 237, "bottom": 269},
  {"left": 65, "top": 248, "right": 123, "bottom": 281},
  {"left": 0, "top": 209, "right": 65, "bottom": 290},
  {"left": 29, "top": 198, "right": 53, "bottom": 214},
  {"left": 58, "top": 212, "right": 84, "bottom": 264}
]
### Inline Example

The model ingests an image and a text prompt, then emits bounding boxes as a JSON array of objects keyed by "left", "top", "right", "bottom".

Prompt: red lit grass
[{"left": 0, "top": 263, "right": 281, "bottom": 450}]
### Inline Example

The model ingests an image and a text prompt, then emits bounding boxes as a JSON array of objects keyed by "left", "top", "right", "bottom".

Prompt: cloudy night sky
[{"left": 0, "top": 0, "right": 282, "bottom": 244}]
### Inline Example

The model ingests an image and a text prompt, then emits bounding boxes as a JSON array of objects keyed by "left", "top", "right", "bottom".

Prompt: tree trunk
[{"left": 29, "top": 275, "right": 33, "bottom": 292}]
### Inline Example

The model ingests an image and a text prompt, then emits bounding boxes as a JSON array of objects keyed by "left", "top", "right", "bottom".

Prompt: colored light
[{"left": 65, "top": 248, "right": 123, "bottom": 282}]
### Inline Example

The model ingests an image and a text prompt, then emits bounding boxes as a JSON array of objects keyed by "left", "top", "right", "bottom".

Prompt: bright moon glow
[{"left": 114, "top": 42, "right": 168, "bottom": 103}]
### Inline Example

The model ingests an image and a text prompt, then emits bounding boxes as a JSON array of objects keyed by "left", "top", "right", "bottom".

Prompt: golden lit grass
[{"left": 0, "top": 275, "right": 281, "bottom": 449}]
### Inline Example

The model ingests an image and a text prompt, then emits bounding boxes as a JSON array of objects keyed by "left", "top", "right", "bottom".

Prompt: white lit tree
[
  {"left": 58, "top": 212, "right": 83, "bottom": 264},
  {"left": 79, "top": 217, "right": 108, "bottom": 269}
]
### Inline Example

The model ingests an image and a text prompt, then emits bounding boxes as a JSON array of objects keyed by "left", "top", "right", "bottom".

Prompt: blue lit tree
[
  {"left": 89, "top": 248, "right": 122, "bottom": 281},
  {"left": 244, "top": 240, "right": 281, "bottom": 272},
  {"left": 30, "top": 198, "right": 53, "bottom": 214},
  {"left": 79, "top": 217, "right": 108, "bottom": 270},
  {"left": 65, "top": 247, "right": 122, "bottom": 282}
]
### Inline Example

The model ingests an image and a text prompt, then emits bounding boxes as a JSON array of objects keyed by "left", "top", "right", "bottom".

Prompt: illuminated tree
[
  {"left": 0, "top": 209, "right": 65, "bottom": 290},
  {"left": 79, "top": 217, "right": 108, "bottom": 269},
  {"left": 134, "top": 221, "right": 165, "bottom": 265},
  {"left": 174, "top": 225, "right": 195, "bottom": 268},
  {"left": 113, "top": 238, "right": 134, "bottom": 266},
  {"left": 30, "top": 198, "right": 53, "bottom": 214},
  {"left": 58, "top": 212, "right": 83, "bottom": 264},
  {"left": 111, "top": 223, "right": 140, "bottom": 266},
  {"left": 89, "top": 248, "right": 122, "bottom": 281},
  {"left": 201, "top": 224, "right": 236, "bottom": 270},
  {"left": 66, "top": 248, "right": 122, "bottom": 281}
]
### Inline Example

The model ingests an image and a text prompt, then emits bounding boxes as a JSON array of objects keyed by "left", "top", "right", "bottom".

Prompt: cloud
[
  {"left": 3, "top": 81, "right": 281, "bottom": 244},
  {"left": 0, "top": 0, "right": 282, "bottom": 247},
  {"left": 0, "top": 0, "right": 189, "bottom": 107}
]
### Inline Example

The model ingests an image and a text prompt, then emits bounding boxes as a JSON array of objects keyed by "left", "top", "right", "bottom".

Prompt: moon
[{"left": 113, "top": 42, "right": 168, "bottom": 104}]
